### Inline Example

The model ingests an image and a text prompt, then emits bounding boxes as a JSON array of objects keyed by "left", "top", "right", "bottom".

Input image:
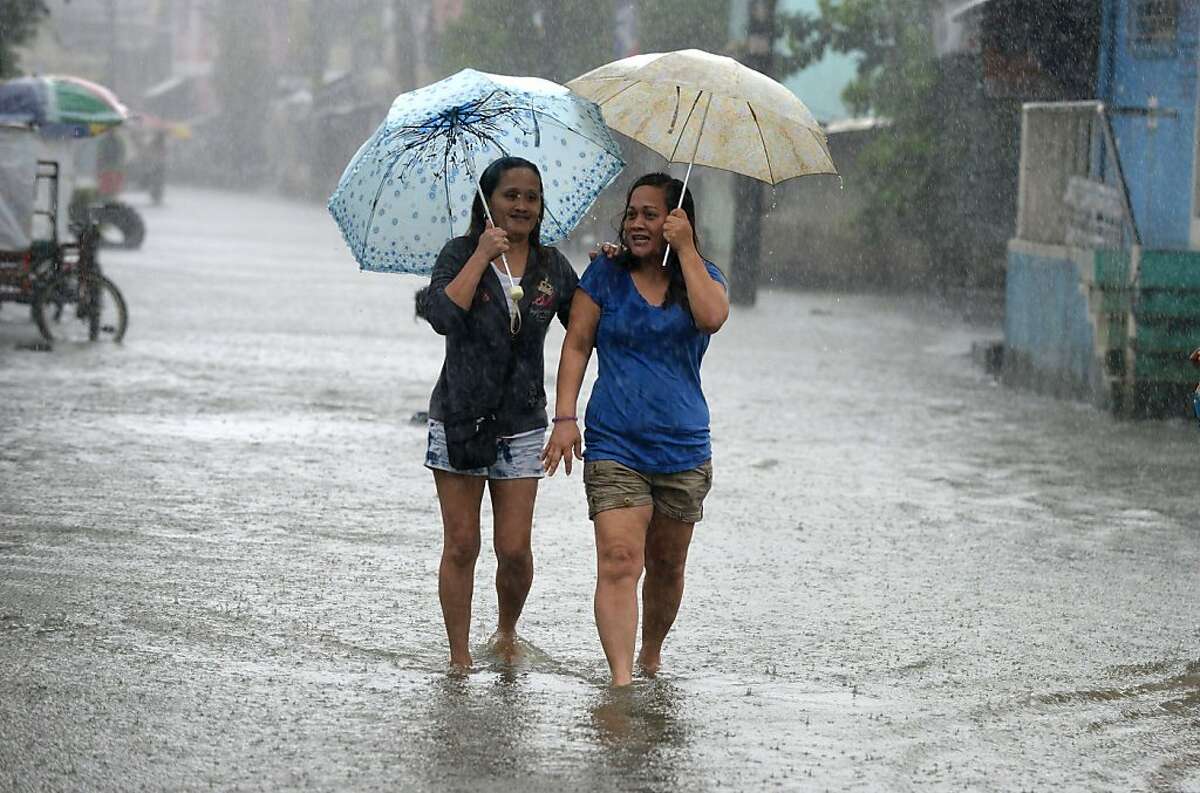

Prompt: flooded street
[{"left": 1, "top": 188, "right": 1198, "bottom": 792}]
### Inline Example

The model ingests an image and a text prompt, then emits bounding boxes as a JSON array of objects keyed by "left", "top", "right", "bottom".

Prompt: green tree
[
  {"left": 0, "top": 0, "right": 50, "bottom": 79},
  {"left": 781, "top": 0, "right": 1014, "bottom": 289},
  {"left": 781, "top": 0, "right": 941, "bottom": 255}
]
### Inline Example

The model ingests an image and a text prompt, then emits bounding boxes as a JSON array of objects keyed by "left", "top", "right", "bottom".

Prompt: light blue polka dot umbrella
[{"left": 328, "top": 68, "right": 625, "bottom": 281}]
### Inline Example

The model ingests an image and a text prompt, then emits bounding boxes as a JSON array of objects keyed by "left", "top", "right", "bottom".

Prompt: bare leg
[
  {"left": 593, "top": 506, "right": 653, "bottom": 687},
  {"left": 434, "top": 470, "right": 486, "bottom": 670},
  {"left": 488, "top": 477, "right": 539, "bottom": 660},
  {"left": 638, "top": 511, "right": 695, "bottom": 677}
]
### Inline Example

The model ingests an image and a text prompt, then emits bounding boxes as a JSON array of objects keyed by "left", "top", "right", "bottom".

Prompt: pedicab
[
  {"left": 0, "top": 123, "right": 128, "bottom": 343},
  {"left": 0, "top": 75, "right": 130, "bottom": 342}
]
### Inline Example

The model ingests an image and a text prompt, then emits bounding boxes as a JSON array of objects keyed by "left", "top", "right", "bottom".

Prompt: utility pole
[
  {"left": 730, "top": 0, "right": 777, "bottom": 307},
  {"left": 105, "top": 0, "right": 119, "bottom": 88}
]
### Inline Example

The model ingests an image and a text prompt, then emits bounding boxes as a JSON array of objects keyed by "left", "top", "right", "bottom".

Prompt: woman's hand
[
  {"left": 588, "top": 241, "right": 622, "bottom": 261},
  {"left": 541, "top": 419, "right": 582, "bottom": 476},
  {"left": 475, "top": 222, "right": 510, "bottom": 263},
  {"left": 662, "top": 209, "right": 695, "bottom": 254}
]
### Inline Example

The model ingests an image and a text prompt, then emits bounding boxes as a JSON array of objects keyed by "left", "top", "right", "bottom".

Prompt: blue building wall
[
  {"left": 1004, "top": 2, "right": 1200, "bottom": 413},
  {"left": 1099, "top": 0, "right": 1199, "bottom": 249}
]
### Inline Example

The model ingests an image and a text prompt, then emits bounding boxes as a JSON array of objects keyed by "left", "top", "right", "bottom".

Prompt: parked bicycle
[{"left": 32, "top": 214, "right": 127, "bottom": 343}]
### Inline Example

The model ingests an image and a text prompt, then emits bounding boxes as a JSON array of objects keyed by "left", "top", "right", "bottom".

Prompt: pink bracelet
[{"left": 552, "top": 416, "right": 578, "bottom": 423}]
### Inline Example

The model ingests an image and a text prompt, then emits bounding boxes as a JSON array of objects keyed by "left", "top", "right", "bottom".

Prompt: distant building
[
  {"left": 20, "top": 0, "right": 469, "bottom": 196},
  {"left": 990, "top": 0, "right": 1200, "bottom": 416}
]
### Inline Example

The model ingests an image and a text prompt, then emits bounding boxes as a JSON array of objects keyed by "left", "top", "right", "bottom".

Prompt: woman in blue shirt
[{"left": 542, "top": 173, "right": 728, "bottom": 686}]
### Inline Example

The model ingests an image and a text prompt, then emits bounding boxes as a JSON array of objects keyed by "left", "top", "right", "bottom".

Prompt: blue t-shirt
[{"left": 579, "top": 255, "right": 727, "bottom": 473}]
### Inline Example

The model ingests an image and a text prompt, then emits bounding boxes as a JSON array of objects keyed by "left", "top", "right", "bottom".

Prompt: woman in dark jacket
[{"left": 416, "top": 156, "right": 578, "bottom": 671}]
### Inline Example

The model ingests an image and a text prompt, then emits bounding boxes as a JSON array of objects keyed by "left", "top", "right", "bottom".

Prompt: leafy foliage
[
  {"left": 783, "top": 0, "right": 1021, "bottom": 289},
  {"left": 0, "top": 0, "right": 50, "bottom": 79},
  {"left": 781, "top": 0, "right": 966, "bottom": 278}
]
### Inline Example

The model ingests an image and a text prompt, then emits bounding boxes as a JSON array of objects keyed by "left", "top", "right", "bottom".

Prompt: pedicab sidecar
[{"left": 0, "top": 124, "right": 127, "bottom": 343}]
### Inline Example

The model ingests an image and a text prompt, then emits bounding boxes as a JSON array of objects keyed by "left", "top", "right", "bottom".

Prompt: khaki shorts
[{"left": 582, "top": 459, "right": 713, "bottom": 523}]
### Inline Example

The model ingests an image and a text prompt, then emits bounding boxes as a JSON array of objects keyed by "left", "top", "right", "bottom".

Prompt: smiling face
[
  {"left": 622, "top": 185, "right": 669, "bottom": 261},
  {"left": 487, "top": 167, "right": 542, "bottom": 241}
]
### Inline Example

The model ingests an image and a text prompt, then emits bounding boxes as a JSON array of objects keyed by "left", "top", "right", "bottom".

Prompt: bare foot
[
  {"left": 635, "top": 651, "right": 660, "bottom": 678},
  {"left": 447, "top": 657, "right": 471, "bottom": 677},
  {"left": 486, "top": 630, "right": 524, "bottom": 665}
]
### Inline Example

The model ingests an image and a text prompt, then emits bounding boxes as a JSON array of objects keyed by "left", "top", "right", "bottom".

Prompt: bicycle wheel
[{"left": 33, "top": 271, "right": 128, "bottom": 343}]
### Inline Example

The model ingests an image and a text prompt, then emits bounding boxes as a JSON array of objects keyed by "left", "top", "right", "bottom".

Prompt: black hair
[{"left": 613, "top": 172, "right": 700, "bottom": 312}]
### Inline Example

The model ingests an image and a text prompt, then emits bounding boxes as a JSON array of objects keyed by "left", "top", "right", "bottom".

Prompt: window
[{"left": 1130, "top": 0, "right": 1179, "bottom": 54}]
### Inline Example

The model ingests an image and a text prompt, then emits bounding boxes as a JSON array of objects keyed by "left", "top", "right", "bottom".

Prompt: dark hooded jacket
[{"left": 417, "top": 235, "right": 578, "bottom": 435}]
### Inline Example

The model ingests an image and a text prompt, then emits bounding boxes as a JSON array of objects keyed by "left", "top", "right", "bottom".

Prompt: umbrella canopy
[
  {"left": 0, "top": 75, "right": 128, "bottom": 138},
  {"left": 566, "top": 49, "right": 836, "bottom": 186},
  {"left": 328, "top": 68, "right": 625, "bottom": 276}
]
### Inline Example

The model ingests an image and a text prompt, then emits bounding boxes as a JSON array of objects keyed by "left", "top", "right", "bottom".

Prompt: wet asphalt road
[{"left": 1, "top": 187, "right": 1199, "bottom": 792}]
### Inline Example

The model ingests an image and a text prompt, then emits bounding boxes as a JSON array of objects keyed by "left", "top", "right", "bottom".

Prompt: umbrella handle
[
  {"left": 662, "top": 92, "right": 712, "bottom": 268},
  {"left": 660, "top": 157, "right": 695, "bottom": 268}
]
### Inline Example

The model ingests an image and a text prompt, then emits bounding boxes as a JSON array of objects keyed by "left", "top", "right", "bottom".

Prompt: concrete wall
[
  {"left": 759, "top": 125, "right": 931, "bottom": 290},
  {"left": 1004, "top": 240, "right": 1200, "bottom": 416}
]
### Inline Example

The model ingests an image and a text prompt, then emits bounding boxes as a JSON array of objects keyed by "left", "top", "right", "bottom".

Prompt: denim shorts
[{"left": 425, "top": 419, "right": 546, "bottom": 479}]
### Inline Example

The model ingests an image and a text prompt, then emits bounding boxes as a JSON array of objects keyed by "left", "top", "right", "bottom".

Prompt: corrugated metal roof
[
  {"left": 949, "top": 0, "right": 994, "bottom": 19},
  {"left": 823, "top": 116, "right": 893, "bottom": 135}
]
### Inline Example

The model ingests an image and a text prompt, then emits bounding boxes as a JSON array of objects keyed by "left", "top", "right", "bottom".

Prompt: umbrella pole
[{"left": 662, "top": 92, "right": 712, "bottom": 268}]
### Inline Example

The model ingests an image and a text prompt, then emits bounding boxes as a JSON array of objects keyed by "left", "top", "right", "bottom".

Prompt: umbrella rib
[
  {"left": 443, "top": 135, "right": 456, "bottom": 236},
  {"left": 542, "top": 201, "right": 566, "bottom": 239},
  {"left": 666, "top": 91, "right": 704, "bottom": 164},
  {"left": 595, "top": 81, "right": 640, "bottom": 107},
  {"left": 524, "top": 111, "right": 622, "bottom": 155},
  {"left": 362, "top": 154, "right": 400, "bottom": 259},
  {"left": 747, "top": 103, "right": 776, "bottom": 185},
  {"left": 807, "top": 125, "right": 834, "bottom": 165}
]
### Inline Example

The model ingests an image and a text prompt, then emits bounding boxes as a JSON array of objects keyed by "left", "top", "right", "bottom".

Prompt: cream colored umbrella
[{"left": 567, "top": 48, "right": 837, "bottom": 263}]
